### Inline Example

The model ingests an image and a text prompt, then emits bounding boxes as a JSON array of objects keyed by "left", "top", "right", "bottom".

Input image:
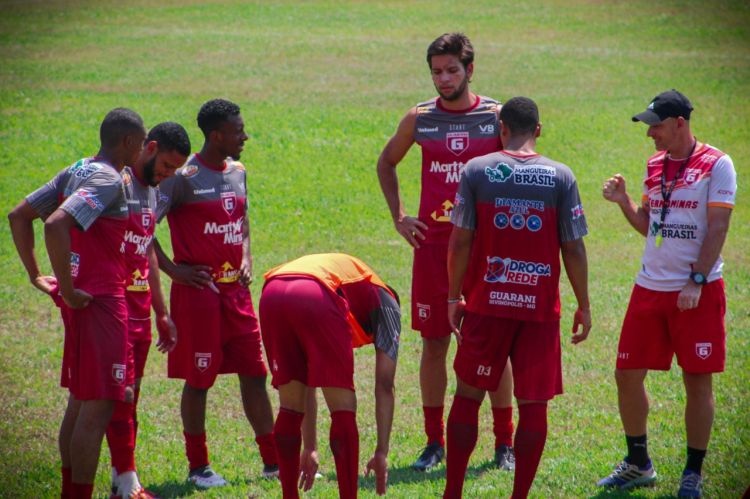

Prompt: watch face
[{"left": 692, "top": 272, "right": 706, "bottom": 284}]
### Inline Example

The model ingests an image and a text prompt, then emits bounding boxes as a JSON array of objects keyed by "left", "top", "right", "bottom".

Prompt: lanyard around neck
[{"left": 658, "top": 139, "right": 697, "bottom": 231}]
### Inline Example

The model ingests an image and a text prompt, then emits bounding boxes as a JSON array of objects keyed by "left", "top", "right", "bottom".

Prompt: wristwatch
[{"left": 689, "top": 272, "right": 707, "bottom": 285}]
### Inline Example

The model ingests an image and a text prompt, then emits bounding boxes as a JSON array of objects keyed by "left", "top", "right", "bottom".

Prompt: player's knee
[
  {"left": 614, "top": 368, "right": 645, "bottom": 388},
  {"left": 422, "top": 337, "right": 450, "bottom": 359},
  {"left": 124, "top": 386, "right": 135, "bottom": 404}
]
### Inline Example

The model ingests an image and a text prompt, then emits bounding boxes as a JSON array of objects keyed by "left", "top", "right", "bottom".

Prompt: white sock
[{"left": 116, "top": 470, "right": 142, "bottom": 498}]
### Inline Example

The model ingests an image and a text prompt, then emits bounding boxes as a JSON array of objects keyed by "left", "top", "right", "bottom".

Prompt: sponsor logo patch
[
  {"left": 526, "top": 214, "right": 542, "bottom": 231},
  {"left": 510, "top": 214, "right": 526, "bottom": 230},
  {"left": 571, "top": 204, "right": 585, "bottom": 220},
  {"left": 75, "top": 189, "right": 104, "bottom": 211},
  {"left": 485, "top": 162, "right": 514, "bottom": 183},
  {"left": 195, "top": 352, "right": 212, "bottom": 372},
  {"left": 512, "top": 165, "right": 556, "bottom": 187},
  {"left": 493, "top": 212, "right": 509, "bottom": 229},
  {"left": 417, "top": 126, "right": 438, "bottom": 133},
  {"left": 70, "top": 252, "right": 80, "bottom": 277},
  {"left": 484, "top": 256, "right": 551, "bottom": 286},
  {"left": 182, "top": 164, "right": 199, "bottom": 177},
  {"left": 479, "top": 124, "right": 495, "bottom": 134},
  {"left": 446, "top": 131, "right": 469, "bottom": 156}
]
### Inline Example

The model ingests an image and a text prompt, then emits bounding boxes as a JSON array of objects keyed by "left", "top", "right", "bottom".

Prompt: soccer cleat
[
  {"left": 411, "top": 442, "right": 445, "bottom": 472},
  {"left": 126, "top": 489, "right": 159, "bottom": 499},
  {"left": 261, "top": 463, "right": 279, "bottom": 479},
  {"left": 597, "top": 458, "right": 657, "bottom": 489},
  {"left": 678, "top": 470, "right": 703, "bottom": 498},
  {"left": 187, "top": 465, "right": 227, "bottom": 489},
  {"left": 494, "top": 444, "right": 515, "bottom": 471}
]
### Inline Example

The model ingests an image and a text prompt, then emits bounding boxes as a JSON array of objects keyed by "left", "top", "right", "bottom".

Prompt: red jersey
[
  {"left": 121, "top": 166, "right": 157, "bottom": 320},
  {"left": 26, "top": 157, "right": 129, "bottom": 296},
  {"left": 414, "top": 95, "right": 501, "bottom": 245},
  {"left": 451, "top": 151, "right": 588, "bottom": 321},
  {"left": 156, "top": 154, "right": 248, "bottom": 283}
]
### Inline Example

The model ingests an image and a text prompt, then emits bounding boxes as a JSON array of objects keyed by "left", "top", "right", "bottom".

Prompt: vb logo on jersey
[
  {"left": 221, "top": 192, "right": 237, "bottom": 216},
  {"left": 195, "top": 353, "right": 212, "bottom": 372},
  {"left": 446, "top": 132, "right": 469, "bottom": 156},
  {"left": 695, "top": 342, "right": 712, "bottom": 360},
  {"left": 485, "top": 162, "right": 513, "bottom": 183}
]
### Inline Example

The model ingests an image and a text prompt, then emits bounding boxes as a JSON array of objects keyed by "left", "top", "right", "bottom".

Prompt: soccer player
[
  {"left": 259, "top": 253, "right": 401, "bottom": 499},
  {"left": 154, "top": 98, "right": 278, "bottom": 488},
  {"left": 444, "top": 97, "right": 591, "bottom": 498},
  {"left": 106, "top": 122, "right": 190, "bottom": 498},
  {"left": 376, "top": 32, "right": 515, "bottom": 472},
  {"left": 598, "top": 90, "right": 736, "bottom": 498},
  {"left": 8, "top": 108, "right": 146, "bottom": 499}
]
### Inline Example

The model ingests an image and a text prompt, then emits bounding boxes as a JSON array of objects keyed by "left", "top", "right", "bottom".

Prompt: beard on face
[
  {"left": 142, "top": 155, "right": 157, "bottom": 186},
  {"left": 438, "top": 75, "right": 469, "bottom": 102}
]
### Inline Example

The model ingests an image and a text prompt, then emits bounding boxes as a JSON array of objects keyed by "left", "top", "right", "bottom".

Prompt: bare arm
[
  {"left": 299, "top": 388, "right": 319, "bottom": 492},
  {"left": 677, "top": 206, "right": 733, "bottom": 311},
  {"left": 376, "top": 108, "right": 428, "bottom": 248},
  {"left": 240, "top": 213, "right": 253, "bottom": 287},
  {"left": 602, "top": 174, "right": 650, "bottom": 236},
  {"left": 446, "top": 226, "right": 474, "bottom": 342},
  {"left": 44, "top": 209, "right": 91, "bottom": 309},
  {"left": 8, "top": 200, "right": 57, "bottom": 294},
  {"left": 147, "top": 244, "right": 177, "bottom": 352},
  {"left": 153, "top": 237, "right": 216, "bottom": 291},
  {"left": 365, "top": 348, "right": 397, "bottom": 495},
  {"left": 560, "top": 238, "right": 591, "bottom": 344}
]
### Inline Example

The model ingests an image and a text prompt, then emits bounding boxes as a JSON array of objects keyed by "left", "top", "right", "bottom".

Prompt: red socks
[
  {"left": 512, "top": 403, "right": 548, "bottom": 499},
  {"left": 70, "top": 482, "right": 93, "bottom": 499},
  {"left": 444, "top": 395, "right": 481, "bottom": 499},
  {"left": 106, "top": 400, "right": 136, "bottom": 474},
  {"left": 255, "top": 432, "right": 278, "bottom": 466},
  {"left": 61, "top": 466, "right": 72, "bottom": 498},
  {"left": 330, "top": 410, "right": 359, "bottom": 499},
  {"left": 423, "top": 406, "right": 445, "bottom": 447},
  {"left": 274, "top": 408, "right": 304, "bottom": 499},
  {"left": 184, "top": 431, "right": 209, "bottom": 471},
  {"left": 492, "top": 406, "right": 514, "bottom": 448}
]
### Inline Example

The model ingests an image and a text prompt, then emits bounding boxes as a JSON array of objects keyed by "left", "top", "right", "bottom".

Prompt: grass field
[{"left": 1, "top": 0, "right": 749, "bottom": 497}]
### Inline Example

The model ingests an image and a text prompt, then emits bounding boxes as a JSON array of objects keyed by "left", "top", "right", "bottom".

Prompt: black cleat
[
  {"left": 411, "top": 442, "right": 445, "bottom": 472},
  {"left": 494, "top": 444, "right": 515, "bottom": 471}
]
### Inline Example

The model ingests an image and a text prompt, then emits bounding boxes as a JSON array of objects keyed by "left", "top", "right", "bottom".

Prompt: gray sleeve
[
  {"left": 557, "top": 167, "right": 588, "bottom": 242},
  {"left": 59, "top": 170, "right": 123, "bottom": 231},
  {"left": 450, "top": 164, "right": 477, "bottom": 230},
  {"left": 26, "top": 169, "right": 67, "bottom": 219},
  {"left": 155, "top": 174, "right": 180, "bottom": 222},
  {"left": 372, "top": 288, "right": 401, "bottom": 361}
]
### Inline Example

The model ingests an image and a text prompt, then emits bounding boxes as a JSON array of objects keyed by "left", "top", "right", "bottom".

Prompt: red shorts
[
  {"left": 259, "top": 277, "right": 355, "bottom": 390},
  {"left": 59, "top": 295, "right": 129, "bottom": 401},
  {"left": 454, "top": 311, "right": 562, "bottom": 401},
  {"left": 412, "top": 244, "right": 450, "bottom": 338},
  {"left": 617, "top": 280, "right": 726, "bottom": 373},
  {"left": 168, "top": 283, "right": 267, "bottom": 389},
  {"left": 126, "top": 319, "right": 152, "bottom": 384}
]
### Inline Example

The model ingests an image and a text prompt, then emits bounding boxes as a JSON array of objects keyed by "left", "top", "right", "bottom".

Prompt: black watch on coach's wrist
[{"left": 689, "top": 272, "right": 707, "bottom": 285}]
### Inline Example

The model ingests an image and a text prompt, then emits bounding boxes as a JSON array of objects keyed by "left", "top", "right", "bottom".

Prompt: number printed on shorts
[{"left": 477, "top": 365, "right": 492, "bottom": 376}]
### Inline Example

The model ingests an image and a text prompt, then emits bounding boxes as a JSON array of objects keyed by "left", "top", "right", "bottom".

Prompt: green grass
[{"left": 1, "top": 0, "right": 749, "bottom": 497}]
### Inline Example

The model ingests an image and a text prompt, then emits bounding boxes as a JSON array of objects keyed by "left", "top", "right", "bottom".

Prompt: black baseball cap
[{"left": 632, "top": 90, "right": 693, "bottom": 125}]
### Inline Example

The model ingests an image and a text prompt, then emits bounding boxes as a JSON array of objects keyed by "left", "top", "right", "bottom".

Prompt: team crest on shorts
[
  {"left": 446, "top": 132, "right": 469, "bottom": 156},
  {"left": 417, "top": 303, "right": 431, "bottom": 322},
  {"left": 221, "top": 192, "right": 237, "bottom": 216},
  {"left": 112, "top": 363, "right": 126, "bottom": 384},
  {"left": 195, "top": 353, "right": 212, "bottom": 372},
  {"left": 695, "top": 342, "right": 712, "bottom": 360}
]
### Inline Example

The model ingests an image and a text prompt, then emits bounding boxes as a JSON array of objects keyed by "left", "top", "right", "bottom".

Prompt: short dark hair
[
  {"left": 100, "top": 108, "right": 145, "bottom": 148},
  {"left": 147, "top": 122, "right": 191, "bottom": 157},
  {"left": 426, "top": 32, "right": 474, "bottom": 69},
  {"left": 499, "top": 97, "right": 539, "bottom": 136},
  {"left": 197, "top": 98, "right": 241, "bottom": 138}
]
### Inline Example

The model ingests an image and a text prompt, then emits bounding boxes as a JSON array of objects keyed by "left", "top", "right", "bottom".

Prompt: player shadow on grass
[
  {"left": 587, "top": 488, "right": 672, "bottom": 499},
  {"left": 355, "top": 459, "right": 500, "bottom": 490},
  {"left": 143, "top": 479, "right": 198, "bottom": 498}
]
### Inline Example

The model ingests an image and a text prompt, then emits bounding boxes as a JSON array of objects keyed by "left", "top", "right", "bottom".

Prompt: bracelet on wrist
[{"left": 447, "top": 297, "right": 463, "bottom": 304}]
